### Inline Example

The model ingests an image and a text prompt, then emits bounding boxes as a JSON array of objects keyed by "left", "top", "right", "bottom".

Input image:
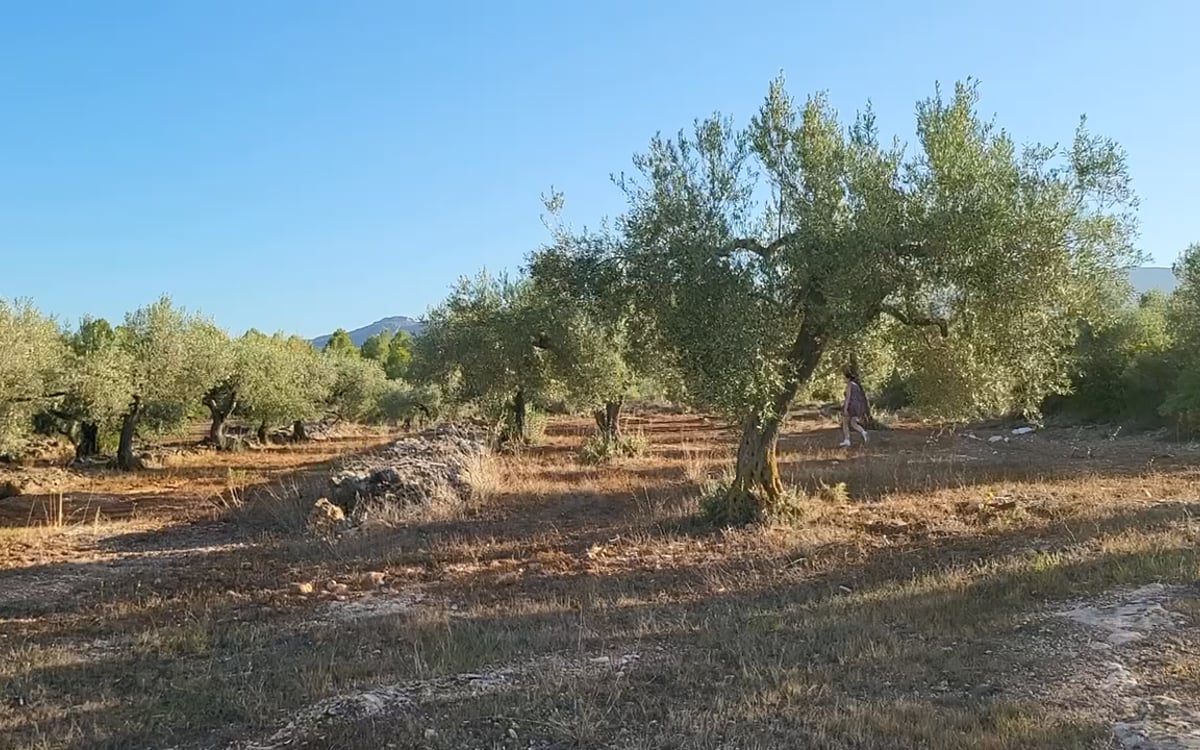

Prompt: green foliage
[
  {"left": 235, "top": 332, "right": 332, "bottom": 430},
  {"left": 377, "top": 380, "right": 439, "bottom": 424},
  {"left": 118, "top": 297, "right": 228, "bottom": 428},
  {"left": 322, "top": 328, "right": 357, "bottom": 356},
  {"left": 415, "top": 269, "right": 617, "bottom": 436},
  {"left": 385, "top": 330, "right": 413, "bottom": 379},
  {"left": 360, "top": 331, "right": 389, "bottom": 362},
  {"left": 0, "top": 299, "right": 64, "bottom": 453},
  {"left": 578, "top": 429, "right": 647, "bottom": 464},
  {"left": 324, "top": 350, "right": 388, "bottom": 421},
  {"left": 698, "top": 474, "right": 761, "bottom": 527},
  {"left": 56, "top": 316, "right": 136, "bottom": 436},
  {"left": 1160, "top": 244, "right": 1200, "bottom": 427},
  {"left": 615, "top": 76, "right": 1139, "bottom": 425},
  {"left": 1061, "top": 292, "right": 1173, "bottom": 424}
]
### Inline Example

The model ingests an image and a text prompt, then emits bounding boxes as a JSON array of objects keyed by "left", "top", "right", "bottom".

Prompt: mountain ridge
[{"left": 310, "top": 315, "right": 423, "bottom": 349}]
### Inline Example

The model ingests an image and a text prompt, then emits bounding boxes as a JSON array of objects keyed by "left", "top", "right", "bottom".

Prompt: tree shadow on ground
[{"left": 9, "top": 510, "right": 1194, "bottom": 750}]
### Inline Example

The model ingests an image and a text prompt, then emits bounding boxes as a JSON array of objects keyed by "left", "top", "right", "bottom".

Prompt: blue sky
[{"left": 2, "top": 1, "right": 1196, "bottom": 337}]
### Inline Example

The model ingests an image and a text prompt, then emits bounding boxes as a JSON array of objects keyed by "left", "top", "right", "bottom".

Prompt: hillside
[{"left": 310, "top": 316, "right": 423, "bottom": 349}]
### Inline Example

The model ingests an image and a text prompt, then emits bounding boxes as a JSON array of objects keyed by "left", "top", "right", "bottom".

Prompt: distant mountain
[
  {"left": 311, "top": 316, "right": 423, "bottom": 349},
  {"left": 1127, "top": 266, "right": 1176, "bottom": 297}
]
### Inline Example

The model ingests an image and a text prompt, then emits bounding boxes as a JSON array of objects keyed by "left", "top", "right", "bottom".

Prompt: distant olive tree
[
  {"left": 235, "top": 332, "right": 333, "bottom": 443},
  {"left": 0, "top": 299, "right": 64, "bottom": 455},
  {"left": 322, "top": 347, "right": 388, "bottom": 429},
  {"left": 46, "top": 317, "right": 134, "bottom": 459},
  {"left": 114, "top": 296, "right": 228, "bottom": 470},
  {"left": 527, "top": 196, "right": 650, "bottom": 445}
]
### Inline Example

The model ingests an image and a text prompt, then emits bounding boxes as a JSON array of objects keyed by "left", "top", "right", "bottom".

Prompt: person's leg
[
  {"left": 840, "top": 413, "right": 851, "bottom": 446},
  {"left": 851, "top": 416, "right": 868, "bottom": 443}
]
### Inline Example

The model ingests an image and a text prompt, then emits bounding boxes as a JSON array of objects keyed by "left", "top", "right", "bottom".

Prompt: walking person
[{"left": 839, "top": 366, "right": 870, "bottom": 447}]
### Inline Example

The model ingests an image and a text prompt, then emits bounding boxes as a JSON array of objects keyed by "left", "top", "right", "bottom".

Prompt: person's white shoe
[
  {"left": 861, "top": 432, "right": 869, "bottom": 444},
  {"left": 838, "top": 439, "right": 851, "bottom": 447}
]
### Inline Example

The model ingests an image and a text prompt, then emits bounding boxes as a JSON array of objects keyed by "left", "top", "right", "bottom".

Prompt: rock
[
  {"left": 306, "top": 498, "right": 347, "bottom": 538},
  {"left": 327, "top": 423, "right": 487, "bottom": 523},
  {"left": 293, "top": 581, "right": 315, "bottom": 595},
  {"left": 988, "top": 435, "right": 1006, "bottom": 443},
  {"left": 0, "top": 479, "right": 23, "bottom": 500},
  {"left": 1011, "top": 426, "right": 1035, "bottom": 436}
]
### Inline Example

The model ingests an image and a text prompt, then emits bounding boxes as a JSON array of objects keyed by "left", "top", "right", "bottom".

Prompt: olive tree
[
  {"left": 45, "top": 317, "right": 134, "bottom": 459},
  {"left": 1160, "top": 244, "right": 1200, "bottom": 426},
  {"left": 612, "top": 77, "right": 1138, "bottom": 517},
  {"left": 114, "top": 297, "right": 228, "bottom": 470},
  {"left": 0, "top": 299, "right": 64, "bottom": 455},
  {"left": 414, "top": 272, "right": 531, "bottom": 439},
  {"left": 527, "top": 199, "right": 646, "bottom": 443},
  {"left": 322, "top": 347, "right": 388, "bottom": 428},
  {"left": 234, "top": 332, "right": 334, "bottom": 442}
]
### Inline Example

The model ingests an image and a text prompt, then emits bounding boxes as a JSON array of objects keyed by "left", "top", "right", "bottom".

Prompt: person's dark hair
[{"left": 842, "top": 365, "right": 859, "bottom": 383}]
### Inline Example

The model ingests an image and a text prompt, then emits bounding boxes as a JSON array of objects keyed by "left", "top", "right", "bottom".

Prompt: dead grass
[{"left": 1, "top": 412, "right": 1198, "bottom": 749}]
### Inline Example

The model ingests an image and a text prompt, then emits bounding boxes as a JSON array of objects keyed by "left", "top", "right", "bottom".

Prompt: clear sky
[{"left": 2, "top": 1, "right": 1196, "bottom": 337}]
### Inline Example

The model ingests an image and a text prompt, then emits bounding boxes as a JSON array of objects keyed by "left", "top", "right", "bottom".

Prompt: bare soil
[{"left": 1, "top": 411, "right": 1198, "bottom": 749}]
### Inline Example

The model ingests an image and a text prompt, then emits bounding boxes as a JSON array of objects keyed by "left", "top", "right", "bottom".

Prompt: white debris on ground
[
  {"left": 307, "top": 423, "right": 487, "bottom": 534},
  {"left": 230, "top": 651, "right": 649, "bottom": 750},
  {"left": 308, "top": 589, "right": 427, "bottom": 624},
  {"left": 1055, "top": 584, "right": 1200, "bottom": 749}
]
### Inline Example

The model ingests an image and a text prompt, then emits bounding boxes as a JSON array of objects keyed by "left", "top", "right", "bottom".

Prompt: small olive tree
[
  {"left": 46, "top": 317, "right": 135, "bottom": 459},
  {"left": 0, "top": 299, "right": 64, "bottom": 455},
  {"left": 527, "top": 200, "right": 645, "bottom": 443},
  {"left": 234, "top": 332, "right": 334, "bottom": 442},
  {"left": 114, "top": 296, "right": 227, "bottom": 470},
  {"left": 611, "top": 77, "right": 1138, "bottom": 519}
]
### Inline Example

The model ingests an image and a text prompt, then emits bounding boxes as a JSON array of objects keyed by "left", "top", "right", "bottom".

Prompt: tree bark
[
  {"left": 512, "top": 387, "right": 527, "bottom": 442},
  {"left": 593, "top": 398, "right": 623, "bottom": 442},
  {"left": 730, "top": 413, "right": 784, "bottom": 503},
  {"left": 727, "top": 323, "right": 824, "bottom": 515},
  {"left": 292, "top": 420, "right": 309, "bottom": 442},
  {"left": 203, "top": 388, "right": 237, "bottom": 450},
  {"left": 75, "top": 422, "right": 99, "bottom": 460},
  {"left": 116, "top": 398, "right": 142, "bottom": 471},
  {"left": 257, "top": 422, "right": 268, "bottom": 444}
]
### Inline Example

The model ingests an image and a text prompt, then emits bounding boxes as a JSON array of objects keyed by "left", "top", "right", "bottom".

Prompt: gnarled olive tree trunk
[
  {"left": 204, "top": 388, "right": 237, "bottom": 450},
  {"left": 593, "top": 398, "right": 623, "bottom": 442},
  {"left": 116, "top": 397, "right": 143, "bottom": 471},
  {"left": 726, "top": 324, "right": 823, "bottom": 515},
  {"left": 75, "top": 422, "right": 99, "bottom": 460},
  {"left": 292, "top": 420, "right": 309, "bottom": 442}
]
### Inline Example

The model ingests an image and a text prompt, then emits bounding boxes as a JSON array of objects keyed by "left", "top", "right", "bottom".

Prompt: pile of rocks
[{"left": 320, "top": 423, "right": 486, "bottom": 527}]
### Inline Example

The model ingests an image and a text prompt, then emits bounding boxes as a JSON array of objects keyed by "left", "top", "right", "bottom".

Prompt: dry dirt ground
[{"left": 1, "top": 411, "right": 1198, "bottom": 750}]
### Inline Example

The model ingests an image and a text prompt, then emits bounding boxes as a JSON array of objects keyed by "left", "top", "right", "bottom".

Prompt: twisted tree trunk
[
  {"left": 593, "top": 398, "right": 624, "bottom": 442},
  {"left": 203, "top": 386, "right": 237, "bottom": 450},
  {"left": 116, "top": 397, "right": 143, "bottom": 471},
  {"left": 292, "top": 420, "right": 309, "bottom": 442},
  {"left": 726, "top": 323, "right": 824, "bottom": 517}
]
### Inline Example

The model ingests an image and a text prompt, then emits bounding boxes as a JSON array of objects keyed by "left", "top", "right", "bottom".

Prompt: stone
[
  {"left": 327, "top": 424, "right": 486, "bottom": 523},
  {"left": 306, "top": 498, "right": 347, "bottom": 538}
]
